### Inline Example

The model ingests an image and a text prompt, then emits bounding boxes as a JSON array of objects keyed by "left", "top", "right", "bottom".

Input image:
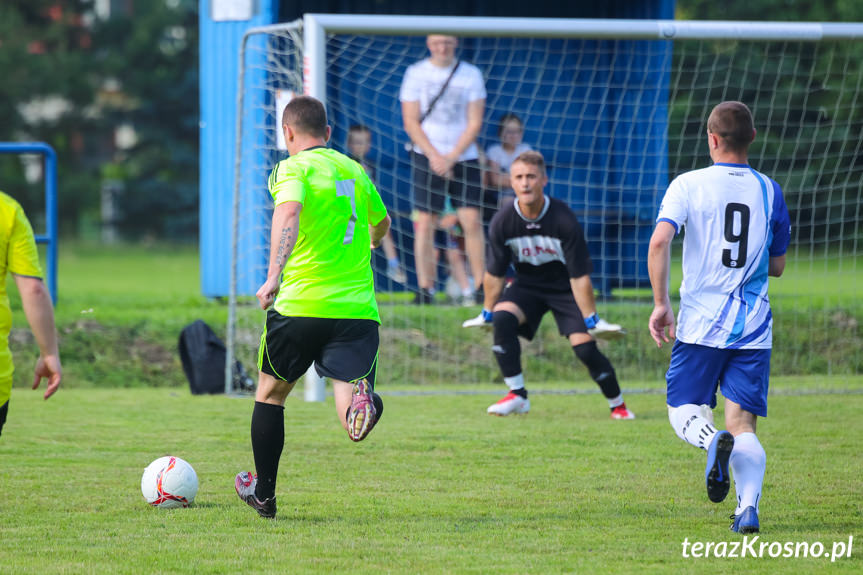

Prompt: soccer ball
[{"left": 141, "top": 456, "right": 198, "bottom": 508}]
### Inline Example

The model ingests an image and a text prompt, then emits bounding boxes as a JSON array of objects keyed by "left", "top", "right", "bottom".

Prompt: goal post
[{"left": 228, "top": 15, "right": 863, "bottom": 398}]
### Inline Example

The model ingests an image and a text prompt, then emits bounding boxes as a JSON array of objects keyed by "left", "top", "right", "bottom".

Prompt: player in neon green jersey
[
  {"left": 235, "top": 96, "right": 391, "bottom": 519},
  {"left": 0, "top": 192, "right": 62, "bottom": 437}
]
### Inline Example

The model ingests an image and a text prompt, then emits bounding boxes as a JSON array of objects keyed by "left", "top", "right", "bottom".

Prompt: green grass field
[
  {"left": 1, "top": 243, "right": 860, "bottom": 573},
  {"left": 1, "top": 386, "right": 860, "bottom": 574}
]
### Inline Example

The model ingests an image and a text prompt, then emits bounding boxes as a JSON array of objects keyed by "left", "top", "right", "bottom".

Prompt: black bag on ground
[{"left": 178, "top": 320, "right": 255, "bottom": 394}]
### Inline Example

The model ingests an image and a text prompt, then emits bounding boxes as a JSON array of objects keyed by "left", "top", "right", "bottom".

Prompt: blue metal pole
[
  {"left": 0, "top": 142, "right": 59, "bottom": 305},
  {"left": 42, "top": 145, "right": 58, "bottom": 305}
]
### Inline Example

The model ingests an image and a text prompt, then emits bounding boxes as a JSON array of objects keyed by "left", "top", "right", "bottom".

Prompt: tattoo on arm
[{"left": 275, "top": 226, "right": 293, "bottom": 269}]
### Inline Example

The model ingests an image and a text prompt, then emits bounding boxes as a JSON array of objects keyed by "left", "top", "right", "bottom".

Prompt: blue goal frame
[{"left": 0, "top": 142, "right": 59, "bottom": 305}]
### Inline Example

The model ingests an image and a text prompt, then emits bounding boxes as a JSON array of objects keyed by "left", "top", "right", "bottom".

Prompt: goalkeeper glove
[
  {"left": 462, "top": 309, "right": 493, "bottom": 329},
  {"left": 585, "top": 313, "right": 626, "bottom": 340}
]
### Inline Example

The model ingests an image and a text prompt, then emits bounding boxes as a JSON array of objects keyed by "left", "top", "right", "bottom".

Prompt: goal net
[{"left": 228, "top": 16, "right": 863, "bottom": 395}]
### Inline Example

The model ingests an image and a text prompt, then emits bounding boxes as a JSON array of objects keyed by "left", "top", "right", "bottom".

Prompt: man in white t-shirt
[
  {"left": 400, "top": 35, "right": 487, "bottom": 305},
  {"left": 648, "top": 101, "right": 791, "bottom": 535}
]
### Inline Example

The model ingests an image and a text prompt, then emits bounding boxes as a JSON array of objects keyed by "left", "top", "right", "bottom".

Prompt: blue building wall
[{"left": 199, "top": 0, "right": 278, "bottom": 297}]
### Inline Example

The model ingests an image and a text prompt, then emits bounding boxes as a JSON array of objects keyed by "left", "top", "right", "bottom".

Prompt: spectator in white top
[
  {"left": 485, "top": 113, "right": 533, "bottom": 223},
  {"left": 485, "top": 113, "right": 533, "bottom": 190},
  {"left": 400, "top": 35, "right": 487, "bottom": 305}
]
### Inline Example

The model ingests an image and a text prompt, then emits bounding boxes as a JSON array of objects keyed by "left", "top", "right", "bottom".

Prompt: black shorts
[
  {"left": 258, "top": 311, "right": 379, "bottom": 386},
  {"left": 498, "top": 281, "right": 587, "bottom": 341},
  {"left": 0, "top": 400, "right": 7, "bottom": 437},
  {"left": 411, "top": 152, "right": 483, "bottom": 213}
]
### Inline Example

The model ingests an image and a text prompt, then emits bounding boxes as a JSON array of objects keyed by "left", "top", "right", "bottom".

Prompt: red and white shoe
[
  {"left": 487, "top": 392, "right": 530, "bottom": 416},
  {"left": 610, "top": 403, "right": 636, "bottom": 420}
]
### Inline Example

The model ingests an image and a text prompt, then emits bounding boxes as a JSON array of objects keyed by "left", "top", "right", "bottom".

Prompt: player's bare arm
[
  {"left": 257, "top": 201, "right": 301, "bottom": 310},
  {"left": 483, "top": 272, "right": 505, "bottom": 311},
  {"left": 15, "top": 274, "right": 62, "bottom": 399},
  {"left": 370, "top": 214, "right": 391, "bottom": 249},
  {"left": 569, "top": 275, "right": 597, "bottom": 318},
  {"left": 647, "top": 221, "right": 676, "bottom": 347},
  {"left": 768, "top": 254, "right": 786, "bottom": 277}
]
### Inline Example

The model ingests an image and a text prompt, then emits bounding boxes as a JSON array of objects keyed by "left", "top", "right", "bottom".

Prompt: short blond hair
[{"left": 511, "top": 150, "right": 546, "bottom": 173}]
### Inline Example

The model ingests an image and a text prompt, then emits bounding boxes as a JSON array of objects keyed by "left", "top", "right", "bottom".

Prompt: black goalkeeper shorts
[{"left": 498, "top": 281, "right": 588, "bottom": 341}]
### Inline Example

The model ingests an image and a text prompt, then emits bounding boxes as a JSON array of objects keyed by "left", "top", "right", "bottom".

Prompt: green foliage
[
  {"left": 1, "top": 386, "right": 861, "bottom": 573},
  {"left": 0, "top": 1, "right": 199, "bottom": 239},
  {"left": 667, "top": 33, "right": 863, "bottom": 247},
  {"left": 677, "top": 0, "right": 863, "bottom": 21},
  {"left": 92, "top": 1, "right": 199, "bottom": 240},
  {"left": 0, "top": 1, "right": 99, "bottom": 225}
]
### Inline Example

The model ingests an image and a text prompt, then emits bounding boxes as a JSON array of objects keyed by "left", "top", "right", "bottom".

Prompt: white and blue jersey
[{"left": 657, "top": 163, "right": 791, "bottom": 350}]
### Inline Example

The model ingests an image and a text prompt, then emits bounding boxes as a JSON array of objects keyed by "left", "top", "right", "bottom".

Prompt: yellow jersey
[{"left": 0, "top": 192, "right": 43, "bottom": 404}]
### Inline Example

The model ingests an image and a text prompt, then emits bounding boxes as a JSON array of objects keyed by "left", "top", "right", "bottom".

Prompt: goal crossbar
[
  {"left": 301, "top": 14, "right": 863, "bottom": 120},
  {"left": 303, "top": 14, "right": 863, "bottom": 40}
]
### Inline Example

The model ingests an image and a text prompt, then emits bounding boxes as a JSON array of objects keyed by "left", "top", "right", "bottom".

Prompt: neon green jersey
[
  {"left": 268, "top": 147, "right": 388, "bottom": 322},
  {"left": 0, "top": 192, "right": 43, "bottom": 404}
]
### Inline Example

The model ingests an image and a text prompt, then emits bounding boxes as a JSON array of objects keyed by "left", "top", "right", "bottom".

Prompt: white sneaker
[
  {"left": 386, "top": 265, "right": 407, "bottom": 284},
  {"left": 588, "top": 318, "right": 626, "bottom": 340},
  {"left": 487, "top": 392, "right": 530, "bottom": 416}
]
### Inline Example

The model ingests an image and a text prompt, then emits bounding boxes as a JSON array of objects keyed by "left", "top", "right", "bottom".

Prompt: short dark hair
[
  {"left": 282, "top": 96, "right": 328, "bottom": 138},
  {"left": 707, "top": 101, "right": 754, "bottom": 152},
  {"left": 497, "top": 113, "right": 524, "bottom": 137},
  {"left": 511, "top": 150, "right": 546, "bottom": 173},
  {"left": 348, "top": 124, "right": 371, "bottom": 136}
]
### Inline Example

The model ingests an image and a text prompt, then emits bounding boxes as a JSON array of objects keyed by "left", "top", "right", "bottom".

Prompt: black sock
[
  {"left": 573, "top": 341, "right": 621, "bottom": 399},
  {"left": 510, "top": 388, "right": 528, "bottom": 399},
  {"left": 493, "top": 311, "right": 522, "bottom": 377},
  {"left": 251, "top": 401, "right": 284, "bottom": 501}
]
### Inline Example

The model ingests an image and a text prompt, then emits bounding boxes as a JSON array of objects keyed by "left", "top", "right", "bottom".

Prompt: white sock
[
  {"left": 730, "top": 432, "right": 766, "bottom": 515},
  {"left": 668, "top": 404, "right": 719, "bottom": 450},
  {"left": 504, "top": 373, "right": 525, "bottom": 391},
  {"left": 607, "top": 394, "right": 624, "bottom": 409}
]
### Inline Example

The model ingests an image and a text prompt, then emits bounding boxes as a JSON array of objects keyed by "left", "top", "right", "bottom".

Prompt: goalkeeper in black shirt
[{"left": 463, "top": 150, "right": 634, "bottom": 419}]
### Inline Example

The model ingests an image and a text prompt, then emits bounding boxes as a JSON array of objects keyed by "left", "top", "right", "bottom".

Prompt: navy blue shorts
[
  {"left": 665, "top": 340, "right": 771, "bottom": 417},
  {"left": 258, "top": 311, "right": 379, "bottom": 386}
]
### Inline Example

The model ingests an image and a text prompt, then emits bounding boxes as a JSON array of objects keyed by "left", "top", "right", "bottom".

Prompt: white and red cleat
[
  {"left": 610, "top": 403, "right": 636, "bottom": 420},
  {"left": 487, "top": 392, "right": 530, "bottom": 416}
]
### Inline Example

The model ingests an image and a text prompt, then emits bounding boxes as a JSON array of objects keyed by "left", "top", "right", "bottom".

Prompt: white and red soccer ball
[{"left": 141, "top": 456, "right": 198, "bottom": 508}]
